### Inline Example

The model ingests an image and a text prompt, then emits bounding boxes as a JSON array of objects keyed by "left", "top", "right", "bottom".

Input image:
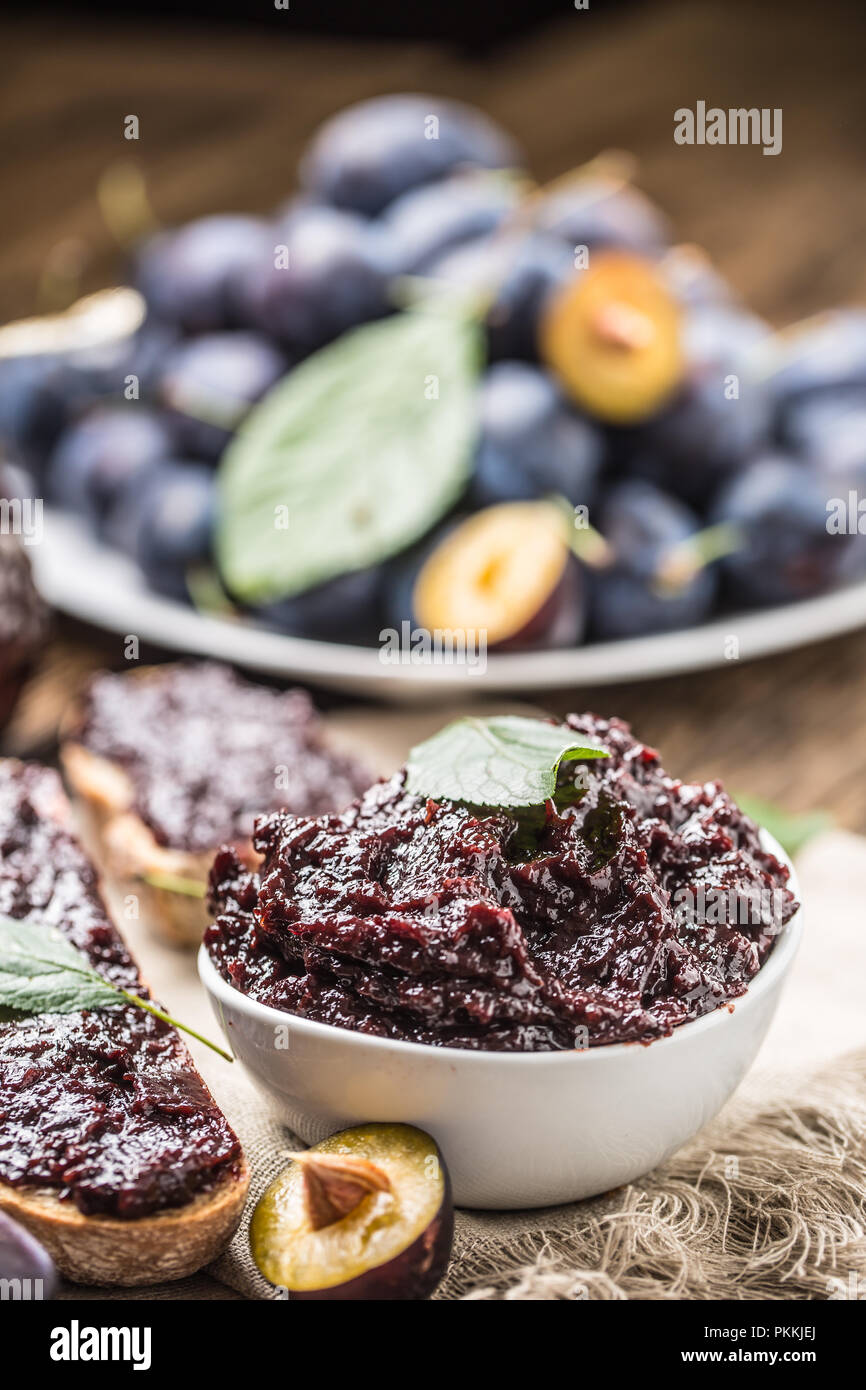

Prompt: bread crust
[
  {"left": 61, "top": 740, "right": 230, "bottom": 948},
  {"left": 0, "top": 1159, "right": 250, "bottom": 1286}
]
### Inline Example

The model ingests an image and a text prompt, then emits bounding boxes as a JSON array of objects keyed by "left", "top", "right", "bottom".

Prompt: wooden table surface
[{"left": 3, "top": 0, "right": 866, "bottom": 831}]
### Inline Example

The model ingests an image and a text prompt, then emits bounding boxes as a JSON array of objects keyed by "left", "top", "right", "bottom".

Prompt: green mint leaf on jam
[
  {"left": 0, "top": 916, "right": 122, "bottom": 1015},
  {"left": 216, "top": 302, "right": 482, "bottom": 603},
  {"left": 405, "top": 715, "right": 609, "bottom": 809},
  {"left": 0, "top": 915, "right": 232, "bottom": 1061},
  {"left": 735, "top": 796, "right": 831, "bottom": 858}
]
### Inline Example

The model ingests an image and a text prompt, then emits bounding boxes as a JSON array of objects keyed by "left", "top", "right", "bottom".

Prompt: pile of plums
[{"left": 1, "top": 92, "right": 865, "bottom": 650}]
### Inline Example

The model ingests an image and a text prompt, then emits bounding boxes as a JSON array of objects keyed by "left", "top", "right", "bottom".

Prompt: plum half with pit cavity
[
  {"left": 541, "top": 251, "right": 683, "bottom": 424},
  {"left": 250, "top": 1124, "right": 453, "bottom": 1300},
  {"left": 404, "top": 501, "right": 585, "bottom": 650}
]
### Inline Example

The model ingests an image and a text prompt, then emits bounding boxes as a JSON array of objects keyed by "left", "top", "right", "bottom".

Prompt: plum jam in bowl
[
  {"left": 200, "top": 705, "right": 806, "bottom": 1210},
  {"left": 198, "top": 834, "right": 801, "bottom": 1210},
  {"left": 200, "top": 806, "right": 800, "bottom": 1206}
]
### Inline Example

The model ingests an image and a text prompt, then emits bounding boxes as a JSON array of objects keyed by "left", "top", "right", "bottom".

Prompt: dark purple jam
[
  {"left": 206, "top": 715, "right": 799, "bottom": 1052},
  {"left": 72, "top": 662, "right": 370, "bottom": 853},
  {"left": 0, "top": 761, "right": 242, "bottom": 1218}
]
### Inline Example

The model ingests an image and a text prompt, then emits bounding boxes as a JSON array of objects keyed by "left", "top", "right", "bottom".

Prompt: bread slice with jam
[
  {"left": 0, "top": 758, "right": 249, "bottom": 1285},
  {"left": 60, "top": 661, "right": 370, "bottom": 947}
]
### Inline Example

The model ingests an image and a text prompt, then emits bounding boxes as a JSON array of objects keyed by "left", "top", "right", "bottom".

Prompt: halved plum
[
  {"left": 411, "top": 501, "right": 585, "bottom": 650},
  {"left": 541, "top": 251, "right": 683, "bottom": 423},
  {"left": 250, "top": 1124, "right": 453, "bottom": 1301}
]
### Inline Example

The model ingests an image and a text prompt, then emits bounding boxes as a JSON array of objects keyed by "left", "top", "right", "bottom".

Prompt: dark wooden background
[{"left": 3, "top": 0, "right": 866, "bottom": 830}]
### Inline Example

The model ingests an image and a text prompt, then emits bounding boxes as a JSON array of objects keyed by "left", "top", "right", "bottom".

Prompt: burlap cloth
[{"left": 59, "top": 707, "right": 866, "bottom": 1301}]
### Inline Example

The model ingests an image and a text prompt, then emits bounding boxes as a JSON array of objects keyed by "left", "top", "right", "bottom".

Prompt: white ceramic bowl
[{"left": 198, "top": 833, "right": 802, "bottom": 1209}]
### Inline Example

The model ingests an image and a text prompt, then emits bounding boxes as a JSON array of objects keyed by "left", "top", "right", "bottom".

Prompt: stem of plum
[
  {"left": 654, "top": 522, "right": 744, "bottom": 595},
  {"left": 547, "top": 494, "right": 615, "bottom": 568}
]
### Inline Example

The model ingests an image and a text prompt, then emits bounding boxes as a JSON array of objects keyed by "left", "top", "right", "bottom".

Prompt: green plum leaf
[
  {"left": 405, "top": 715, "right": 610, "bottom": 809},
  {"left": 216, "top": 303, "right": 482, "bottom": 602}
]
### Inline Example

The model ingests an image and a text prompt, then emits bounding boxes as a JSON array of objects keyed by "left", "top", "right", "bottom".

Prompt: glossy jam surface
[
  {"left": 207, "top": 715, "right": 798, "bottom": 1052},
  {"left": 0, "top": 762, "right": 242, "bottom": 1217},
  {"left": 73, "top": 662, "right": 370, "bottom": 853}
]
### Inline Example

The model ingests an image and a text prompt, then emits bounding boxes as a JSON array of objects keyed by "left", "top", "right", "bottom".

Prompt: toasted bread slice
[
  {"left": 0, "top": 759, "right": 249, "bottom": 1286},
  {"left": 61, "top": 663, "right": 370, "bottom": 948},
  {"left": 0, "top": 1161, "right": 249, "bottom": 1288},
  {"left": 61, "top": 740, "right": 221, "bottom": 947}
]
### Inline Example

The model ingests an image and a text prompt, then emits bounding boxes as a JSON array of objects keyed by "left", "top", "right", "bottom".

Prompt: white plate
[{"left": 32, "top": 509, "right": 866, "bottom": 703}]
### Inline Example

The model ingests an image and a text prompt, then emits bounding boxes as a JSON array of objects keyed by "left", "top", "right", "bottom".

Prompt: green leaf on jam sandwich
[
  {"left": 405, "top": 715, "right": 609, "bottom": 810},
  {"left": 216, "top": 299, "right": 483, "bottom": 603},
  {"left": 0, "top": 915, "right": 232, "bottom": 1061}
]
